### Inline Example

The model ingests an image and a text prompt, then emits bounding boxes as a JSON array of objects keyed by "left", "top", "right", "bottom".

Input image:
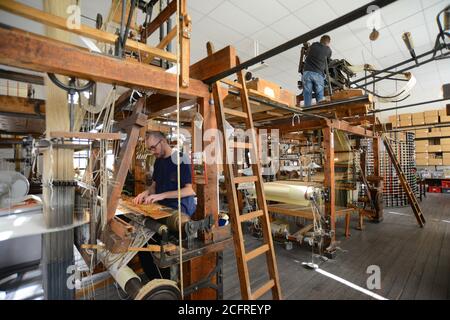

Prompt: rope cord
[{"left": 176, "top": 0, "right": 184, "bottom": 299}]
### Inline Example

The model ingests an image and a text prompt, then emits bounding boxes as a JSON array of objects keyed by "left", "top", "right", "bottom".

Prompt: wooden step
[
  {"left": 245, "top": 244, "right": 269, "bottom": 262},
  {"left": 238, "top": 210, "right": 264, "bottom": 223},
  {"left": 251, "top": 279, "right": 275, "bottom": 300},
  {"left": 224, "top": 108, "right": 248, "bottom": 118},
  {"left": 234, "top": 176, "right": 258, "bottom": 184},
  {"left": 233, "top": 142, "right": 253, "bottom": 149}
]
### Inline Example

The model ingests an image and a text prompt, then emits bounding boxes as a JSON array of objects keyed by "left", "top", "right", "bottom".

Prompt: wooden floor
[
  {"left": 223, "top": 193, "right": 450, "bottom": 300},
  {"left": 1, "top": 194, "right": 449, "bottom": 300}
]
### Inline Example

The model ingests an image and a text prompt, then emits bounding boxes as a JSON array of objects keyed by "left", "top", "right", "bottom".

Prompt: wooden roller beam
[{"left": 0, "top": 26, "right": 209, "bottom": 99}]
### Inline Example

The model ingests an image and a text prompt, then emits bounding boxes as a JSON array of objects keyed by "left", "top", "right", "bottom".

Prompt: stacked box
[
  {"left": 428, "top": 144, "right": 442, "bottom": 152},
  {"left": 412, "top": 112, "right": 425, "bottom": 125},
  {"left": 439, "top": 109, "right": 450, "bottom": 123},
  {"left": 415, "top": 140, "right": 428, "bottom": 152},
  {"left": 429, "top": 153, "right": 443, "bottom": 165},
  {"left": 388, "top": 115, "right": 399, "bottom": 126},
  {"left": 399, "top": 113, "right": 412, "bottom": 127},
  {"left": 279, "top": 89, "right": 296, "bottom": 106},
  {"left": 425, "top": 110, "right": 439, "bottom": 124},
  {"left": 247, "top": 78, "right": 281, "bottom": 99},
  {"left": 444, "top": 153, "right": 450, "bottom": 165},
  {"left": 428, "top": 130, "right": 441, "bottom": 138},
  {"left": 416, "top": 152, "right": 429, "bottom": 165},
  {"left": 415, "top": 129, "right": 429, "bottom": 138},
  {"left": 441, "top": 126, "right": 450, "bottom": 136},
  {"left": 442, "top": 138, "right": 450, "bottom": 152}
]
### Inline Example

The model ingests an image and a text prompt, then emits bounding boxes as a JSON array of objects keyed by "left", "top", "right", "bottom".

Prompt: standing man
[
  {"left": 133, "top": 131, "right": 196, "bottom": 280},
  {"left": 302, "top": 35, "right": 332, "bottom": 107}
]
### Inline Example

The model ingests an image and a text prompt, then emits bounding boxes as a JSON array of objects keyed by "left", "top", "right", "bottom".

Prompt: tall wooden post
[
  {"left": 184, "top": 95, "right": 219, "bottom": 299},
  {"left": 323, "top": 126, "right": 336, "bottom": 251}
]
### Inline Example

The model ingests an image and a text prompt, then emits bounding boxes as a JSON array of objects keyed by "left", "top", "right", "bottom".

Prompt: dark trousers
[{"left": 138, "top": 233, "right": 171, "bottom": 280}]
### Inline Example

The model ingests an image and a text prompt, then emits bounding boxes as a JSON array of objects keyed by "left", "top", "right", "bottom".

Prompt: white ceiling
[{"left": 0, "top": 0, "right": 449, "bottom": 120}]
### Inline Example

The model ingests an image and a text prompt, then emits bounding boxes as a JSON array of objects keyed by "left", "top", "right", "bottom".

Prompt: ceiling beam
[{"left": 0, "top": 25, "right": 209, "bottom": 100}]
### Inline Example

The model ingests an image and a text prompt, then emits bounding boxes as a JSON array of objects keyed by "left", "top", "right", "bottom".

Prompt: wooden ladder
[
  {"left": 207, "top": 43, "right": 282, "bottom": 300},
  {"left": 382, "top": 134, "right": 426, "bottom": 227}
]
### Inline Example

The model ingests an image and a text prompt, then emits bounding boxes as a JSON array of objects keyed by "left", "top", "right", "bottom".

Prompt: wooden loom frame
[{"left": 0, "top": 1, "right": 237, "bottom": 298}]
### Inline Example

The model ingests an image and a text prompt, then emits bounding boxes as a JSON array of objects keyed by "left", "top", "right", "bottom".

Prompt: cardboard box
[
  {"left": 415, "top": 140, "right": 429, "bottom": 147},
  {"left": 425, "top": 116, "right": 439, "bottom": 124},
  {"left": 440, "top": 127, "right": 450, "bottom": 135},
  {"left": 412, "top": 117, "right": 425, "bottom": 125},
  {"left": 442, "top": 145, "right": 450, "bottom": 152},
  {"left": 415, "top": 129, "right": 429, "bottom": 138},
  {"left": 438, "top": 109, "right": 448, "bottom": 116},
  {"left": 399, "top": 113, "right": 411, "bottom": 120},
  {"left": 412, "top": 112, "right": 425, "bottom": 119},
  {"left": 440, "top": 115, "right": 450, "bottom": 123},
  {"left": 416, "top": 145, "right": 428, "bottom": 152},
  {"left": 443, "top": 153, "right": 450, "bottom": 165},
  {"left": 388, "top": 115, "right": 399, "bottom": 123},
  {"left": 416, "top": 158, "right": 429, "bottom": 166},
  {"left": 400, "top": 119, "right": 412, "bottom": 127},
  {"left": 432, "top": 127, "right": 441, "bottom": 133},
  {"left": 428, "top": 145, "right": 442, "bottom": 152},
  {"left": 429, "top": 158, "right": 443, "bottom": 166},
  {"left": 279, "top": 89, "right": 296, "bottom": 106},
  {"left": 428, "top": 131, "right": 441, "bottom": 138},
  {"left": 441, "top": 138, "right": 450, "bottom": 145},
  {"left": 424, "top": 110, "right": 439, "bottom": 117},
  {"left": 247, "top": 78, "right": 281, "bottom": 99},
  {"left": 415, "top": 153, "right": 429, "bottom": 160}
]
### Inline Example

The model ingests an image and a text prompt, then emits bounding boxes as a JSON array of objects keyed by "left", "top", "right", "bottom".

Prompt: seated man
[
  {"left": 133, "top": 131, "right": 196, "bottom": 280},
  {"left": 302, "top": 35, "right": 332, "bottom": 107}
]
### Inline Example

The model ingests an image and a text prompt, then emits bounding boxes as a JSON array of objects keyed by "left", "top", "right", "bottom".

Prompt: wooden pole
[{"left": 184, "top": 96, "right": 219, "bottom": 300}]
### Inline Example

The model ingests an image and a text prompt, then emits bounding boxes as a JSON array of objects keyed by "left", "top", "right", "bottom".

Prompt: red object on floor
[
  {"left": 428, "top": 186, "right": 441, "bottom": 193},
  {"left": 441, "top": 180, "right": 450, "bottom": 188}
]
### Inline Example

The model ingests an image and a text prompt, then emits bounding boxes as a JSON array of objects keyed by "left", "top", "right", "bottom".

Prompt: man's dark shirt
[
  {"left": 304, "top": 42, "right": 332, "bottom": 76},
  {"left": 152, "top": 152, "right": 196, "bottom": 216}
]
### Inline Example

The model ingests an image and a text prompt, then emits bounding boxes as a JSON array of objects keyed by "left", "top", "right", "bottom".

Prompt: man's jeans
[{"left": 303, "top": 71, "right": 325, "bottom": 107}]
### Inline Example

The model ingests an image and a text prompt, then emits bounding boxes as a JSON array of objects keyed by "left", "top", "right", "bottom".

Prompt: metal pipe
[
  {"left": 370, "top": 98, "right": 449, "bottom": 114},
  {"left": 203, "top": 0, "right": 398, "bottom": 84},
  {"left": 350, "top": 44, "right": 447, "bottom": 86},
  {"left": 353, "top": 50, "right": 450, "bottom": 90}
]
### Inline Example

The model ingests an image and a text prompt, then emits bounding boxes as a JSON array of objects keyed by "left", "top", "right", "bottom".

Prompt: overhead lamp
[
  {"left": 444, "top": 6, "right": 450, "bottom": 31},
  {"left": 402, "top": 32, "right": 417, "bottom": 62},
  {"left": 369, "top": 28, "right": 380, "bottom": 41}
]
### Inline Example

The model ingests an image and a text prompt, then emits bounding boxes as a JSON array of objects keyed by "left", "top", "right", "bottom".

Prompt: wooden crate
[{"left": 247, "top": 78, "right": 281, "bottom": 99}]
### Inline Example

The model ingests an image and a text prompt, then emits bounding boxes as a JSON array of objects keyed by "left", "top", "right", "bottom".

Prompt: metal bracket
[{"left": 184, "top": 214, "right": 215, "bottom": 249}]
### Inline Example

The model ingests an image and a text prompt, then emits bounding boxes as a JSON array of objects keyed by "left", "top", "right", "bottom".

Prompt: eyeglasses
[{"left": 148, "top": 139, "right": 163, "bottom": 153}]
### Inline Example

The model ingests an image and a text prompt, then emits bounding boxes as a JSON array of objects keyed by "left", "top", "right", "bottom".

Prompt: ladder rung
[
  {"left": 251, "top": 279, "right": 275, "bottom": 300},
  {"left": 238, "top": 210, "right": 264, "bottom": 223},
  {"left": 234, "top": 176, "right": 258, "bottom": 184},
  {"left": 224, "top": 108, "right": 248, "bottom": 118},
  {"left": 233, "top": 142, "right": 253, "bottom": 149},
  {"left": 245, "top": 244, "right": 269, "bottom": 262}
]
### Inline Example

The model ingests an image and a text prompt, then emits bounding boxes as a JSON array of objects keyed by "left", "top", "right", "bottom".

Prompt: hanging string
[{"left": 176, "top": 0, "right": 184, "bottom": 299}]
